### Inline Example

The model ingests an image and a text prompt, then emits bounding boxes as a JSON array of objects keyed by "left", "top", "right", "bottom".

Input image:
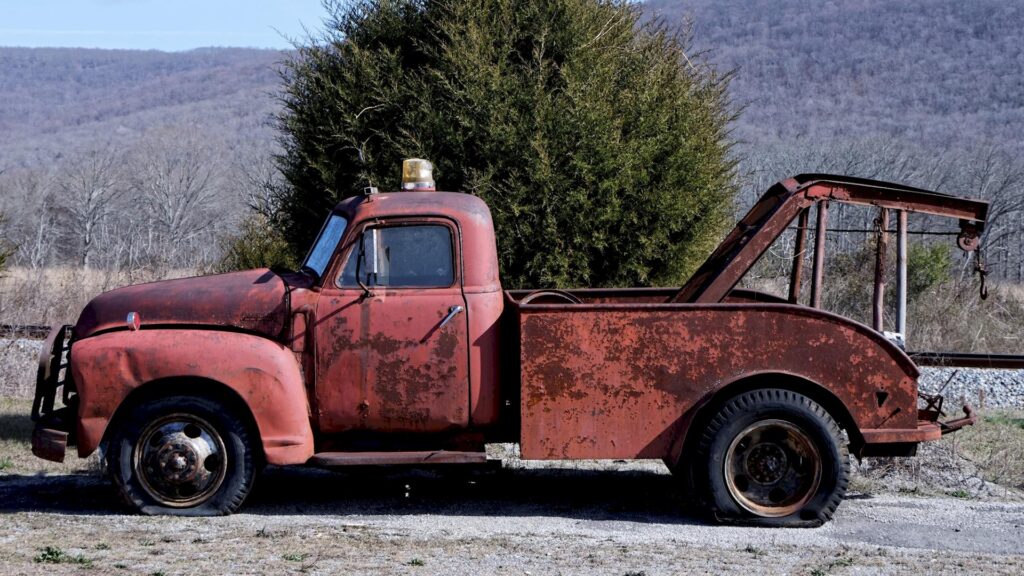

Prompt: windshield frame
[{"left": 301, "top": 213, "right": 348, "bottom": 280}]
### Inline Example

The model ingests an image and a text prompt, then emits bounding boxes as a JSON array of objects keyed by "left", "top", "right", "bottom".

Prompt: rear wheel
[
  {"left": 107, "top": 395, "right": 256, "bottom": 515},
  {"left": 694, "top": 388, "right": 849, "bottom": 526}
]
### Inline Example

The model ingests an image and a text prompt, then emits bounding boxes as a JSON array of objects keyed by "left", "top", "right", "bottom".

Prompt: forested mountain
[
  {"left": 0, "top": 47, "right": 285, "bottom": 276},
  {"left": 6, "top": 1, "right": 1023, "bottom": 167},
  {"left": 645, "top": 0, "right": 1024, "bottom": 281},
  {"left": 0, "top": 47, "right": 282, "bottom": 168},
  {"left": 647, "top": 0, "right": 1024, "bottom": 149},
  {"left": 1, "top": 1, "right": 1022, "bottom": 279}
]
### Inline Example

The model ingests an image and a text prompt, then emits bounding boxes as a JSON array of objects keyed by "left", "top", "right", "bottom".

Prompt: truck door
[{"left": 314, "top": 218, "right": 470, "bottom": 433}]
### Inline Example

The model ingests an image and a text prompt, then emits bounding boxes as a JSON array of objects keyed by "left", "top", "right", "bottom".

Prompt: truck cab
[
  {"left": 296, "top": 187, "right": 505, "bottom": 441},
  {"left": 31, "top": 161, "right": 993, "bottom": 525}
]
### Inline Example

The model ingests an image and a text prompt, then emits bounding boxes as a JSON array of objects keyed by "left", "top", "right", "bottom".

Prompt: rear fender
[{"left": 69, "top": 329, "right": 313, "bottom": 465}]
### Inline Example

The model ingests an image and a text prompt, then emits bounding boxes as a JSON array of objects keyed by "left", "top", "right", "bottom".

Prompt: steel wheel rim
[
  {"left": 133, "top": 413, "right": 227, "bottom": 507},
  {"left": 724, "top": 419, "right": 822, "bottom": 517}
]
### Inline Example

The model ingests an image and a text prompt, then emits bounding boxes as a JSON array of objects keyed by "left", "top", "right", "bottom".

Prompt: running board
[{"left": 308, "top": 450, "right": 488, "bottom": 467}]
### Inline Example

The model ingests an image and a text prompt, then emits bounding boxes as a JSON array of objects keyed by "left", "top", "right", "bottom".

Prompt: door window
[{"left": 339, "top": 224, "right": 455, "bottom": 288}]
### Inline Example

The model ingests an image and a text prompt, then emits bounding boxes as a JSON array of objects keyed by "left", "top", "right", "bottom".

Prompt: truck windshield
[{"left": 302, "top": 214, "right": 347, "bottom": 279}]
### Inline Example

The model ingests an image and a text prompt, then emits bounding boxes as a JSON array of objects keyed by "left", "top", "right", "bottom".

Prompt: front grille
[{"left": 31, "top": 325, "right": 74, "bottom": 422}]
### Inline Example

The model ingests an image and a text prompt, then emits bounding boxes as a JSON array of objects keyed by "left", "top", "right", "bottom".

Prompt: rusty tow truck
[{"left": 32, "top": 160, "right": 993, "bottom": 526}]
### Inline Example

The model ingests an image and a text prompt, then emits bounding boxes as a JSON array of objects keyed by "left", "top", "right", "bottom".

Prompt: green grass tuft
[{"left": 33, "top": 546, "right": 92, "bottom": 566}]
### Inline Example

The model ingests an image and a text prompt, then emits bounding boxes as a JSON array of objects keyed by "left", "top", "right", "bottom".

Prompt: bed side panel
[{"left": 519, "top": 306, "right": 917, "bottom": 460}]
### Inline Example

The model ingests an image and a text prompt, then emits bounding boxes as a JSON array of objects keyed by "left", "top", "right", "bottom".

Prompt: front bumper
[
  {"left": 32, "top": 412, "right": 71, "bottom": 463},
  {"left": 31, "top": 325, "right": 76, "bottom": 463}
]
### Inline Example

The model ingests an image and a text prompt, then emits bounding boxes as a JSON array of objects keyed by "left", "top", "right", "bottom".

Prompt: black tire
[
  {"left": 693, "top": 389, "right": 849, "bottom": 527},
  {"left": 106, "top": 395, "right": 256, "bottom": 516}
]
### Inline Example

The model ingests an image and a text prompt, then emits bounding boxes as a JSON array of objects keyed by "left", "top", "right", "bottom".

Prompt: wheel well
[
  {"left": 679, "top": 373, "right": 863, "bottom": 466},
  {"left": 102, "top": 377, "right": 265, "bottom": 462}
]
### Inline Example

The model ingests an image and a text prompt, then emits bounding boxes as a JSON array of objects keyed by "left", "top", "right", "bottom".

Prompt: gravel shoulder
[{"left": 1, "top": 466, "right": 1023, "bottom": 575}]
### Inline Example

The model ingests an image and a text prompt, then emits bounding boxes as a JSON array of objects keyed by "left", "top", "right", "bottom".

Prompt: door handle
[
  {"left": 438, "top": 305, "right": 464, "bottom": 329},
  {"left": 420, "top": 305, "right": 464, "bottom": 344}
]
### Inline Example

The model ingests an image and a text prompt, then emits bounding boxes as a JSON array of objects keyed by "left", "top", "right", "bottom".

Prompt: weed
[
  {"left": 0, "top": 457, "right": 12, "bottom": 471},
  {"left": 984, "top": 415, "right": 1024, "bottom": 430},
  {"left": 743, "top": 544, "right": 764, "bottom": 558},
  {"left": 624, "top": 571, "right": 647, "bottom": 576},
  {"left": 114, "top": 563, "right": 128, "bottom": 569},
  {"left": 150, "top": 572, "right": 167, "bottom": 576},
  {"left": 408, "top": 558, "right": 426, "bottom": 566},
  {"left": 297, "top": 552, "right": 321, "bottom": 574},
  {"left": 33, "top": 546, "right": 92, "bottom": 566},
  {"left": 93, "top": 543, "right": 110, "bottom": 550},
  {"left": 833, "top": 556, "right": 855, "bottom": 567},
  {"left": 140, "top": 540, "right": 155, "bottom": 546},
  {"left": 809, "top": 554, "right": 855, "bottom": 575},
  {"left": 947, "top": 489, "right": 971, "bottom": 499},
  {"left": 283, "top": 553, "right": 310, "bottom": 562}
]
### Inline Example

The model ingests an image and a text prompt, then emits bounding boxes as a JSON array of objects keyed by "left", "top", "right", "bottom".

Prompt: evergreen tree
[{"left": 276, "top": 0, "right": 737, "bottom": 288}]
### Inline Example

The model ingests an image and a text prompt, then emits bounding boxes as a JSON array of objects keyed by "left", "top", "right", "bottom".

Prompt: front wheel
[
  {"left": 107, "top": 395, "right": 256, "bottom": 515},
  {"left": 694, "top": 389, "right": 849, "bottom": 526}
]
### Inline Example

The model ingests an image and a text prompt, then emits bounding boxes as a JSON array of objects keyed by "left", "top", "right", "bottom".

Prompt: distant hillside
[
  {"left": 0, "top": 3, "right": 1021, "bottom": 280},
  {"left": 4, "top": 2, "right": 1022, "bottom": 167},
  {"left": 0, "top": 47, "right": 282, "bottom": 168},
  {"left": 646, "top": 0, "right": 1024, "bottom": 149}
]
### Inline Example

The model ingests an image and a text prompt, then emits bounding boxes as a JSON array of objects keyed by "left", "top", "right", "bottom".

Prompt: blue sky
[{"left": 0, "top": 0, "right": 328, "bottom": 51}]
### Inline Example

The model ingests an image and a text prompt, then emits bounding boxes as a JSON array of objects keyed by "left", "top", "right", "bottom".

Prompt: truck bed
[{"left": 505, "top": 289, "right": 923, "bottom": 462}]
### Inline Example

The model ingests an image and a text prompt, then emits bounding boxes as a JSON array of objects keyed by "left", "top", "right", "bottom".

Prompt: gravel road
[{"left": 1, "top": 464, "right": 1022, "bottom": 575}]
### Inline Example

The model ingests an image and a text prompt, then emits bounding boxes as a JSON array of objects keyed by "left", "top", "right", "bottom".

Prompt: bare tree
[
  {"left": 236, "top": 152, "right": 285, "bottom": 221},
  {"left": 58, "top": 149, "right": 124, "bottom": 268},
  {"left": 129, "top": 128, "right": 224, "bottom": 268}
]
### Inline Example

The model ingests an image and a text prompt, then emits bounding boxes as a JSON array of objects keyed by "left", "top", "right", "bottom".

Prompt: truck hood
[{"left": 74, "top": 268, "right": 297, "bottom": 340}]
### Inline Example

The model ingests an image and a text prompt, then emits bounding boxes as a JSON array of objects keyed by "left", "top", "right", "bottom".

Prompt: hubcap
[
  {"left": 724, "top": 419, "right": 822, "bottom": 517},
  {"left": 133, "top": 414, "right": 227, "bottom": 507}
]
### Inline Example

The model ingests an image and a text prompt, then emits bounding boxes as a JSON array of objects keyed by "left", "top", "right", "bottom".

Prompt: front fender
[{"left": 70, "top": 329, "right": 314, "bottom": 465}]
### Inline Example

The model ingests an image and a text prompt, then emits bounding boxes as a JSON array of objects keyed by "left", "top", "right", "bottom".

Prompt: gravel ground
[
  {"left": 1, "top": 465, "right": 1023, "bottom": 575},
  {"left": 919, "top": 367, "right": 1024, "bottom": 409},
  {"left": 2, "top": 338, "right": 1023, "bottom": 574},
  {"left": 0, "top": 338, "right": 41, "bottom": 397}
]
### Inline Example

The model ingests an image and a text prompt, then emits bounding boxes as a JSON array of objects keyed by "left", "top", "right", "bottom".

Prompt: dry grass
[
  {"left": 0, "top": 266, "right": 196, "bottom": 326},
  {"left": 853, "top": 410, "right": 1024, "bottom": 500},
  {"left": 741, "top": 271, "right": 1024, "bottom": 353},
  {"left": 0, "top": 397, "right": 100, "bottom": 477},
  {"left": 903, "top": 281, "right": 1024, "bottom": 354}
]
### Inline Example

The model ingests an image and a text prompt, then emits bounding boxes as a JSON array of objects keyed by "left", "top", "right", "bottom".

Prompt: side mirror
[{"left": 355, "top": 228, "right": 379, "bottom": 297}]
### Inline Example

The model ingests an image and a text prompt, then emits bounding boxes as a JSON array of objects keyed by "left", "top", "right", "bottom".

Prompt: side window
[{"left": 339, "top": 224, "right": 455, "bottom": 288}]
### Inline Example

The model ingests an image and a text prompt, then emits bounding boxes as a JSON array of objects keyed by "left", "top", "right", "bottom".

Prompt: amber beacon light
[{"left": 401, "top": 158, "right": 435, "bottom": 191}]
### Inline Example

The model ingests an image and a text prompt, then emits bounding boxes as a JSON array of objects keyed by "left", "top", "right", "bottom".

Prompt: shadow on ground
[
  {"left": 0, "top": 413, "right": 32, "bottom": 441},
  {"left": 0, "top": 464, "right": 706, "bottom": 524}
]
